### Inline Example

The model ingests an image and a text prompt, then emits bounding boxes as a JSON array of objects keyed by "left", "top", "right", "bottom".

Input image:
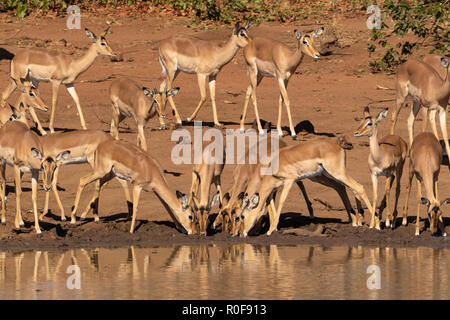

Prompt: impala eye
[
  {"left": 303, "top": 40, "right": 308, "bottom": 45},
  {"left": 367, "top": 122, "right": 373, "bottom": 126},
  {"left": 29, "top": 92, "right": 35, "bottom": 97},
  {"left": 240, "top": 32, "right": 247, "bottom": 38},
  {"left": 100, "top": 42, "right": 107, "bottom": 46}
]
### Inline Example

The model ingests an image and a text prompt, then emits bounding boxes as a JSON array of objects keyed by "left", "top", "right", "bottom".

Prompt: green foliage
[{"left": 368, "top": 0, "right": 450, "bottom": 72}]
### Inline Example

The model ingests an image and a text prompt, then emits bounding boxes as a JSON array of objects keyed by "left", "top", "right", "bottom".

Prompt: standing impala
[
  {"left": 1, "top": 27, "right": 118, "bottom": 134},
  {"left": 38, "top": 130, "right": 131, "bottom": 222},
  {"left": 402, "top": 132, "right": 449, "bottom": 236},
  {"left": 70, "top": 139, "right": 195, "bottom": 234},
  {"left": 238, "top": 140, "right": 374, "bottom": 237},
  {"left": 354, "top": 107, "right": 407, "bottom": 229},
  {"left": 240, "top": 27, "right": 324, "bottom": 138},
  {"left": 158, "top": 21, "right": 251, "bottom": 128},
  {"left": 109, "top": 77, "right": 179, "bottom": 151},
  {"left": 390, "top": 55, "right": 450, "bottom": 164},
  {"left": 0, "top": 121, "right": 69, "bottom": 233}
]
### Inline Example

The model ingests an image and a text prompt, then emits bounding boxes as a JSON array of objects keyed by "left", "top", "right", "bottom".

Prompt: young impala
[
  {"left": 1, "top": 27, "right": 118, "bottom": 134},
  {"left": 354, "top": 107, "right": 407, "bottom": 229},
  {"left": 390, "top": 55, "right": 450, "bottom": 165},
  {"left": 158, "top": 21, "right": 251, "bottom": 128},
  {"left": 69, "top": 139, "right": 195, "bottom": 234},
  {"left": 240, "top": 27, "right": 324, "bottom": 138},
  {"left": 402, "top": 132, "right": 449, "bottom": 236},
  {"left": 109, "top": 77, "right": 180, "bottom": 151}
]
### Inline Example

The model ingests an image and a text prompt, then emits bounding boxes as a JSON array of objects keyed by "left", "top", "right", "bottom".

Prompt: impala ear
[
  {"left": 209, "top": 191, "right": 221, "bottom": 209},
  {"left": 191, "top": 193, "right": 199, "bottom": 211},
  {"left": 421, "top": 197, "right": 430, "bottom": 207},
  {"left": 441, "top": 198, "right": 450, "bottom": 206},
  {"left": 101, "top": 26, "right": 111, "bottom": 38},
  {"left": 56, "top": 150, "right": 70, "bottom": 162},
  {"left": 142, "top": 87, "right": 154, "bottom": 98},
  {"left": 234, "top": 22, "right": 241, "bottom": 35},
  {"left": 248, "top": 193, "right": 259, "bottom": 209},
  {"left": 312, "top": 27, "right": 324, "bottom": 38},
  {"left": 176, "top": 191, "right": 188, "bottom": 210},
  {"left": 85, "top": 28, "right": 97, "bottom": 42},
  {"left": 294, "top": 29, "right": 301, "bottom": 40},
  {"left": 363, "top": 106, "right": 370, "bottom": 118},
  {"left": 244, "top": 20, "right": 251, "bottom": 30},
  {"left": 240, "top": 194, "right": 249, "bottom": 210},
  {"left": 31, "top": 148, "right": 42, "bottom": 160},
  {"left": 167, "top": 87, "right": 180, "bottom": 97},
  {"left": 375, "top": 108, "right": 388, "bottom": 124},
  {"left": 441, "top": 57, "right": 449, "bottom": 69}
]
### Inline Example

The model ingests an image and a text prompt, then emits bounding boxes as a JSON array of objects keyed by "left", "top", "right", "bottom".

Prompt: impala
[
  {"left": 69, "top": 139, "right": 195, "bottom": 234},
  {"left": 189, "top": 140, "right": 225, "bottom": 235},
  {"left": 0, "top": 121, "right": 68, "bottom": 233},
  {"left": 1, "top": 27, "right": 118, "bottom": 134},
  {"left": 238, "top": 140, "right": 374, "bottom": 237},
  {"left": 354, "top": 107, "right": 407, "bottom": 229},
  {"left": 109, "top": 77, "right": 180, "bottom": 151},
  {"left": 402, "top": 132, "right": 449, "bottom": 236},
  {"left": 240, "top": 27, "right": 324, "bottom": 138},
  {"left": 38, "top": 129, "right": 131, "bottom": 222},
  {"left": 158, "top": 21, "right": 251, "bottom": 128},
  {"left": 390, "top": 55, "right": 450, "bottom": 164}
]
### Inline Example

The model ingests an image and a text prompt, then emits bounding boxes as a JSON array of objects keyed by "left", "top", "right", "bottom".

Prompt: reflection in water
[{"left": 0, "top": 245, "right": 448, "bottom": 299}]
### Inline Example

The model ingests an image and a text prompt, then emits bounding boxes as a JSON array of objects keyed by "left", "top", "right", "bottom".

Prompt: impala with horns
[
  {"left": 158, "top": 21, "right": 251, "bottom": 128},
  {"left": 240, "top": 27, "right": 324, "bottom": 138},
  {"left": 1, "top": 27, "right": 119, "bottom": 134},
  {"left": 38, "top": 130, "right": 132, "bottom": 222},
  {"left": 390, "top": 55, "right": 450, "bottom": 166},
  {"left": 354, "top": 107, "right": 407, "bottom": 229},
  {"left": 237, "top": 140, "right": 374, "bottom": 237},
  {"left": 70, "top": 139, "right": 195, "bottom": 234},
  {"left": 402, "top": 132, "right": 449, "bottom": 236},
  {"left": 189, "top": 139, "right": 225, "bottom": 235},
  {"left": 0, "top": 121, "right": 69, "bottom": 233},
  {"left": 0, "top": 73, "right": 48, "bottom": 129},
  {"left": 109, "top": 77, "right": 179, "bottom": 151}
]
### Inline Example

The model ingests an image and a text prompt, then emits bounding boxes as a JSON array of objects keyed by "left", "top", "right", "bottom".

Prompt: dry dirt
[{"left": 0, "top": 12, "right": 448, "bottom": 249}]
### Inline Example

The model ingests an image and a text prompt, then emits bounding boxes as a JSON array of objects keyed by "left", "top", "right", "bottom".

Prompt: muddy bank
[{"left": 1, "top": 213, "right": 448, "bottom": 250}]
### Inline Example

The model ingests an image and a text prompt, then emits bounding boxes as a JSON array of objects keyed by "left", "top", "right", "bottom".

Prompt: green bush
[{"left": 368, "top": 0, "right": 449, "bottom": 72}]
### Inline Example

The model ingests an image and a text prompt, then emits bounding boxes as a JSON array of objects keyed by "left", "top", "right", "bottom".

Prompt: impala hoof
[
  {"left": 61, "top": 217, "right": 66, "bottom": 222},
  {"left": 36, "top": 229, "right": 42, "bottom": 235},
  {"left": 291, "top": 134, "right": 297, "bottom": 140},
  {"left": 79, "top": 217, "right": 85, "bottom": 221}
]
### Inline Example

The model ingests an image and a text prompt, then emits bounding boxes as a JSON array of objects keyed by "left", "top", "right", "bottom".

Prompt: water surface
[{"left": 0, "top": 244, "right": 448, "bottom": 299}]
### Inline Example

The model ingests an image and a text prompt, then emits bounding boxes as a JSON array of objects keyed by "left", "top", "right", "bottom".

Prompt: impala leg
[
  {"left": 278, "top": 78, "right": 295, "bottom": 139},
  {"left": 1, "top": 79, "right": 17, "bottom": 108},
  {"left": 41, "top": 166, "right": 65, "bottom": 221},
  {"left": 130, "top": 185, "right": 143, "bottom": 233},
  {"left": 208, "top": 75, "right": 222, "bottom": 128},
  {"left": 415, "top": 180, "right": 422, "bottom": 236},
  {"left": 438, "top": 107, "right": 450, "bottom": 168},
  {"left": 187, "top": 74, "right": 207, "bottom": 123},
  {"left": 422, "top": 107, "right": 429, "bottom": 132},
  {"left": 117, "top": 179, "right": 132, "bottom": 217},
  {"left": 27, "top": 107, "right": 47, "bottom": 136},
  {"left": 382, "top": 175, "right": 394, "bottom": 228},
  {"left": 402, "top": 163, "right": 414, "bottom": 226},
  {"left": 428, "top": 109, "right": 438, "bottom": 138},
  {"left": 49, "top": 80, "right": 61, "bottom": 133},
  {"left": 188, "top": 171, "right": 199, "bottom": 205},
  {"left": 407, "top": 101, "right": 421, "bottom": 148},
  {"left": 296, "top": 180, "right": 314, "bottom": 219},
  {"left": 66, "top": 84, "right": 87, "bottom": 130},
  {"left": 160, "top": 64, "right": 182, "bottom": 124},
  {"left": 137, "top": 124, "right": 147, "bottom": 151},
  {"left": 31, "top": 170, "right": 41, "bottom": 234},
  {"left": 250, "top": 73, "right": 264, "bottom": 135},
  {"left": 240, "top": 85, "right": 253, "bottom": 132},
  {"left": 391, "top": 164, "right": 404, "bottom": 229},
  {"left": 71, "top": 171, "right": 108, "bottom": 224},
  {"left": 277, "top": 94, "right": 283, "bottom": 137},
  {"left": 390, "top": 94, "right": 405, "bottom": 135},
  {"left": 0, "top": 163, "right": 6, "bottom": 224},
  {"left": 13, "top": 166, "right": 24, "bottom": 229},
  {"left": 80, "top": 172, "right": 114, "bottom": 222},
  {"left": 370, "top": 174, "right": 379, "bottom": 229},
  {"left": 267, "top": 179, "right": 294, "bottom": 236},
  {"left": 110, "top": 102, "right": 120, "bottom": 140}
]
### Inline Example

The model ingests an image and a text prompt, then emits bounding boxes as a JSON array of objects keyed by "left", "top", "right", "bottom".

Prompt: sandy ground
[{"left": 0, "top": 12, "right": 448, "bottom": 249}]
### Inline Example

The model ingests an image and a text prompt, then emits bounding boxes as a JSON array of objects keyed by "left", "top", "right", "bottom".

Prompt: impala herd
[{"left": 0, "top": 22, "right": 448, "bottom": 238}]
